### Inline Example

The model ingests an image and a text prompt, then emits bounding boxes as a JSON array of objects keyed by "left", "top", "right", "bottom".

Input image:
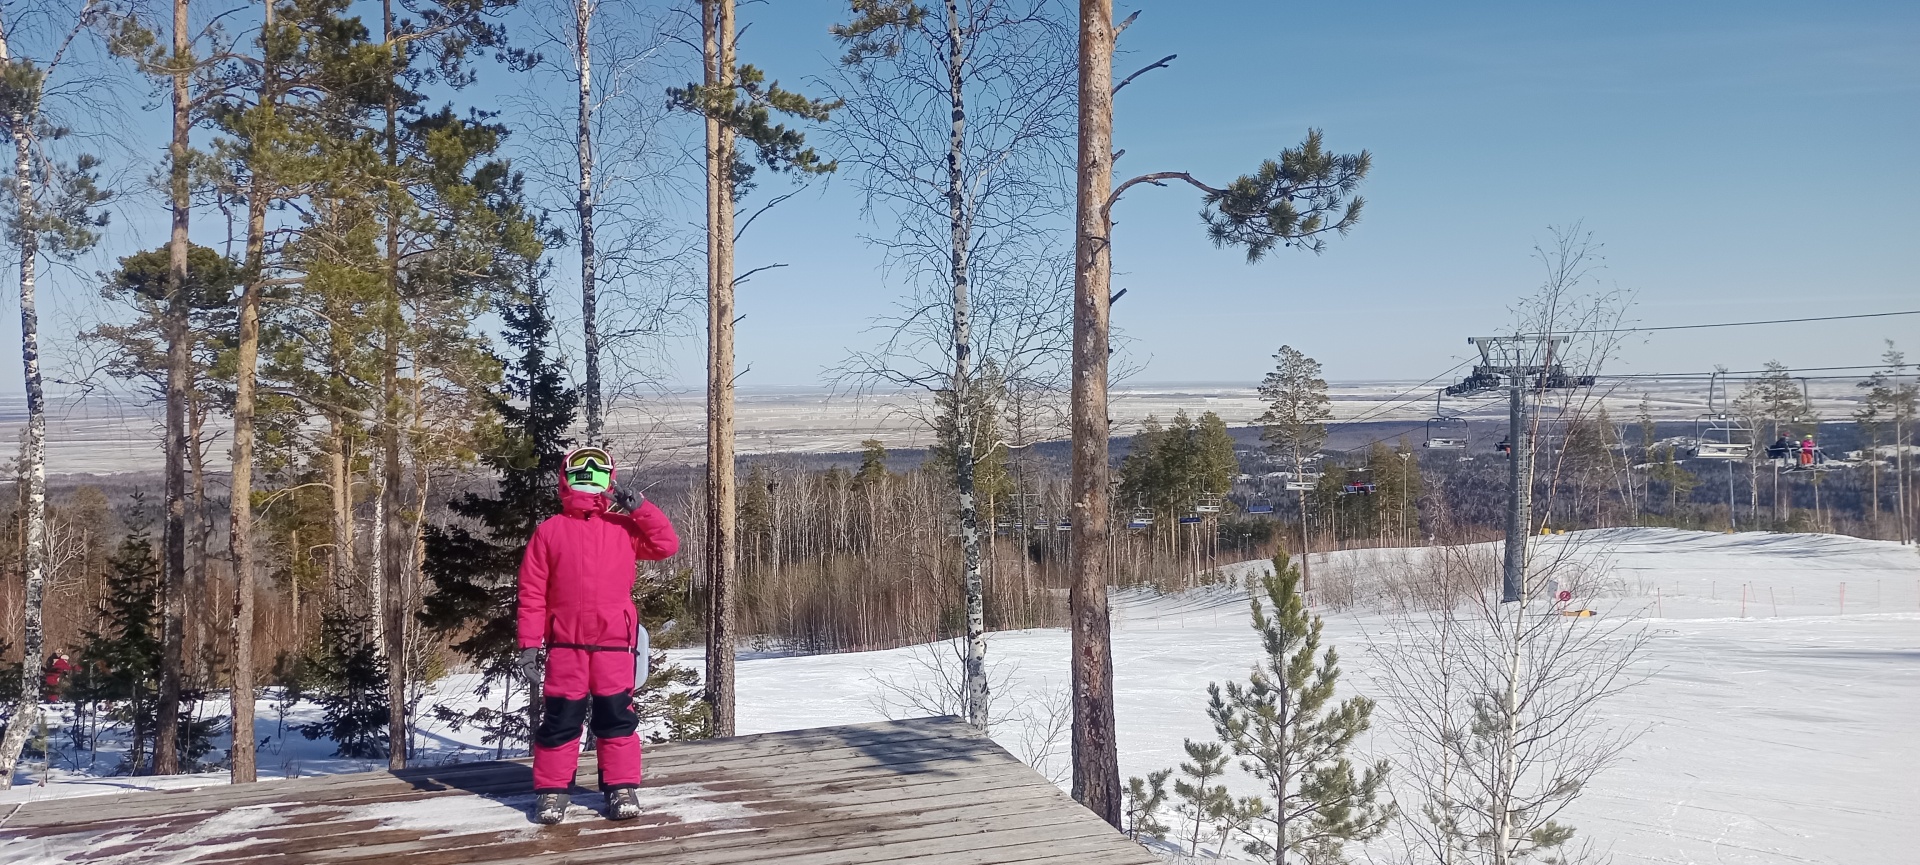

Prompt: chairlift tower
[{"left": 1447, "top": 335, "right": 1596, "bottom": 603}]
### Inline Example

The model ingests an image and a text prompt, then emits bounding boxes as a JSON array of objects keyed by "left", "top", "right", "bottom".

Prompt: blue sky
[{"left": 19, "top": 0, "right": 1920, "bottom": 394}]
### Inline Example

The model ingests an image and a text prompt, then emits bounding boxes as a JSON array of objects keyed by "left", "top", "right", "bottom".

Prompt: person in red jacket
[
  {"left": 517, "top": 446, "right": 679, "bottom": 824},
  {"left": 43, "top": 653, "right": 72, "bottom": 701}
]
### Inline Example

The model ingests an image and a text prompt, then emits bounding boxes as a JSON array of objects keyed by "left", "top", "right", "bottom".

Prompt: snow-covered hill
[
  {"left": 5, "top": 528, "right": 1916, "bottom": 864},
  {"left": 733, "top": 528, "right": 1920, "bottom": 864}
]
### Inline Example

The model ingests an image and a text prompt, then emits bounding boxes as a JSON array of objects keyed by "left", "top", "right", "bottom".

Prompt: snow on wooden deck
[{"left": 0, "top": 716, "right": 1155, "bottom": 865}]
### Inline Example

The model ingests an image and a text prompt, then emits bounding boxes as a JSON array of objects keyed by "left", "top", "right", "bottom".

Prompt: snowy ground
[{"left": 5, "top": 528, "right": 1917, "bottom": 865}]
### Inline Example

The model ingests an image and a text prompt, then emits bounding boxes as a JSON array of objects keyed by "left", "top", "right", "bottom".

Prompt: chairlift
[
  {"left": 1691, "top": 373, "right": 1753, "bottom": 461},
  {"left": 1247, "top": 498, "right": 1275, "bottom": 515},
  {"left": 1177, "top": 515, "right": 1203, "bottom": 525},
  {"left": 1423, "top": 391, "right": 1469, "bottom": 450},
  {"left": 1339, "top": 468, "right": 1377, "bottom": 496},
  {"left": 1126, "top": 501, "right": 1154, "bottom": 529},
  {"left": 1194, "top": 492, "right": 1223, "bottom": 514},
  {"left": 1056, "top": 517, "right": 1071, "bottom": 531}
]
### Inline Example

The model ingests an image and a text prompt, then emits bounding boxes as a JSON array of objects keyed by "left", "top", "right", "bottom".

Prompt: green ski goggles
[{"left": 565, "top": 448, "right": 613, "bottom": 493}]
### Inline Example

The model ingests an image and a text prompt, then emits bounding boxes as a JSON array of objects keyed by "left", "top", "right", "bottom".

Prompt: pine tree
[
  {"left": 420, "top": 280, "right": 577, "bottom": 684},
  {"left": 1172, "top": 739, "right": 1233, "bottom": 856},
  {"left": 854, "top": 439, "right": 889, "bottom": 490},
  {"left": 1259, "top": 346, "right": 1332, "bottom": 586},
  {"left": 1647, "top": 447, "right": 1697, "bottom": 515},
  {"left": 297, "top": 607, "right": 389, "bottom": 759},
  {"left": 1207, "top": 550, "right": 1390, "bottom": 865},
  {"left": 76, "top": 529, "right": 165, "bottom": 775},
  {"left": 1196, "top": 411, "right": 1239, "bottom": 501},
  {"left": 1123, "top": 768, "right": 1172, "bottom": 842}
]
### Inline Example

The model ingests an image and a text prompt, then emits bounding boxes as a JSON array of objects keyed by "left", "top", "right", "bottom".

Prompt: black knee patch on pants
[
  {"left": 534, "top": 695, "right": 589, "bottom": 748},
  {"left": 589, "top": 690, "right": 639, "bottom": 739}
]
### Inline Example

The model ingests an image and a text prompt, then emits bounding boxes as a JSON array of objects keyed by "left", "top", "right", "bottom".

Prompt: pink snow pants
[{"left": 531, "top": 647, "right": 641, "bottom": 793}]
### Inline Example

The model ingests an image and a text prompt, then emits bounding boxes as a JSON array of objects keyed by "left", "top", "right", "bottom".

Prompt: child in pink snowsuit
[{"left": 519, "top": 447, "right": 678, "bottom": 802}]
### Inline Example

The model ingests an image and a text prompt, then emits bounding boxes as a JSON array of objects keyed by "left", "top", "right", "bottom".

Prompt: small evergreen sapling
[
  {"left": 1207, "top": 550, "right": 1390, "bottom": 865},
  {"left": 297, "top": 609, "right": 391, "bottom": 759},
  {"left": 1173, "top": 739, "right": 1232, "bottom": 856},
  {"left": 76, "top": 528, "right": 165, "bottom": 774},
  {"left": 1123, "top": 768, "right": 1172, "bottom": 842}
]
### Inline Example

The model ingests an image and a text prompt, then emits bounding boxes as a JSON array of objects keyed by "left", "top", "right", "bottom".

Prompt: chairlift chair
[
  {"left": 1691, "top": 376, "right": 1753, "bottom": 461},
  {"left": 1423, "top": 392, "right": 1469, "bottom": 450},
  {"left": 1194, "top": 492, "right": 1223, "bottom": 514},
  {"left": 1691, "top": 414, "right": 1753, "bottom": 461},
  {"left": 1247, "top": 498, "right": 1275, "bottom": 515},
  {"left": 1126, "top": 505, "right": 1154, "bottom": 530},
  {"left": 1339, "top": 468, "right": 1377, "bottom": 496}
]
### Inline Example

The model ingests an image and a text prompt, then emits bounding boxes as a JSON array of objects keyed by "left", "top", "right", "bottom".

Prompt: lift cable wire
[{"left": 1519, "top": 308, "right": 1920, "bottom": 338}]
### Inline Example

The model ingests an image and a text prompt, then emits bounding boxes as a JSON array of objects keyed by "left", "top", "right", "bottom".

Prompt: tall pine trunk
[
  {"left": 155, "top": 0, "right": 193, "bottom": 776},
  {"left": 577, "top": 0, "right": 601, "bottom": 442},
  {"left": 227, "top": 67, "right": 273, "bottom": 780},
  {"left": 0, "top": 43, "right": 49, "bottom": 788},
  {"left": 1068, "top": 0, "right": 1120, "bottom": 827},
  {"left": 379, "top": 0, "right": 408, "bottom": 770},
  {"left": 943, "top": 0, "right": 987, "bottom": 729},
  {"left": 702, "top": 0, "right": 739, "bottom": 737}
]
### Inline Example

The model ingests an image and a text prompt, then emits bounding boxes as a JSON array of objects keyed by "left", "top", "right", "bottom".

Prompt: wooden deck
[{"left": 0, "top": 716, "right": 1158, "bottom": 865}]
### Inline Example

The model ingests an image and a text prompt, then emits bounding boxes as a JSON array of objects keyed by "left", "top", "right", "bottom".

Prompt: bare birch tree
[
  {"left": 1369, "top": 540, "right": 1647, "bottom": 865},
  {"left": 514, "top": 0, "right": 694, "bottom": 444},
  {"left": 827, "top": 0, "right": 1075, "bottom": 729},
  {"left": 0, "top": 0, "right": 110, "bottom": 789}
]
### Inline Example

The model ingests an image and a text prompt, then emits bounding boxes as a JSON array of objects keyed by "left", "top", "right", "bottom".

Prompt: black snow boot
[
  {"left": 532, "top": 792, "right": 569, "bottom": 825},
  {"left": 605, "top": 787, "right": 642, "bottom": 820}
]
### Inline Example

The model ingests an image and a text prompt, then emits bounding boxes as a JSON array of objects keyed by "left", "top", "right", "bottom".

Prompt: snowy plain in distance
[{"left": 2, "top": 527, "right": 1915, "bottom": 865}]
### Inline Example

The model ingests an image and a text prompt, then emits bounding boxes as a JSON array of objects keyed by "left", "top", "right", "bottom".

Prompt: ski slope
[
  {"left": 730, "top": 528, "right": 1920, "bottom": 864},
  {"left": 4, "top": 528, "right": 1916, "bottom": 864}
]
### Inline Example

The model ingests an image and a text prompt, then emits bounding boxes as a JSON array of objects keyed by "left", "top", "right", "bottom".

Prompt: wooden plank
[
  {"left": 3, "top": 744, "right": 1021, "bottom": 840},
  {"left": 6, "top": 729, "right": 1000, "bottom": 829},
  {"left": 172, "top": 761, "right": 1053, "bottom": 862},
  {"left": 6, "top": 716, "right": 978, "bottom": 827},
  {"left": 0, "top": 718, "right": 1161, "bottom": 865},
  {"left": 300, "top": 791, "right": 1120, "bottom": 865},
  {"left": 211, "top": 772, "right": 1076, "bottom": 865}
]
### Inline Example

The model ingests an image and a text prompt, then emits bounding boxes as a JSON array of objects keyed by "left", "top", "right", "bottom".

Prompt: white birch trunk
[
  {"left": 942, "top": 0, "right": 988, "bottom": 730},
  {"left": 577, "top": 0, "right": 601, "bottom": 442},
  {"left": 0, "top": 31, "right": 50, "bottom": 787}
]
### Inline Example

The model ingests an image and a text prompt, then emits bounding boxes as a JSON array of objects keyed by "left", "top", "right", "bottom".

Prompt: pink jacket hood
[{"left": 518, "top": 449, "right": 679, "bottom": 650}]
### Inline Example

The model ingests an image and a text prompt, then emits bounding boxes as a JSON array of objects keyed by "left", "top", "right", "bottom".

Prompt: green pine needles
[{"left": 1135, "top": 549, "right": 1391, "bottom": 864}]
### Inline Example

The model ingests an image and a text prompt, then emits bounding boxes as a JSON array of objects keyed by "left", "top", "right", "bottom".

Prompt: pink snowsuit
[{"left": 519, "top": 459, "right": 679, "bottom": 794}]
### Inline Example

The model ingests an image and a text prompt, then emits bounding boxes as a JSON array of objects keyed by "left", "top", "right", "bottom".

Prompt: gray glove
[
  {"left": 515, "top": 648, "right": 542, "bottom": 683},
  {"left": 610, "top": 485, "right": 642, "bottom": 514}
]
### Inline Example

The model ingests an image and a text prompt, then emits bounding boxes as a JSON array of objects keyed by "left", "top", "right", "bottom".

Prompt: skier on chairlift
[
  {"left": 518, "top": 446, "right": 679, "bottom": 825},
  {"left": 1767, "top": 435, "right": 1792, "bottom": 462},
  {"left": 1800, "top": 435, "right": 1816, "bottom": 467}
]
